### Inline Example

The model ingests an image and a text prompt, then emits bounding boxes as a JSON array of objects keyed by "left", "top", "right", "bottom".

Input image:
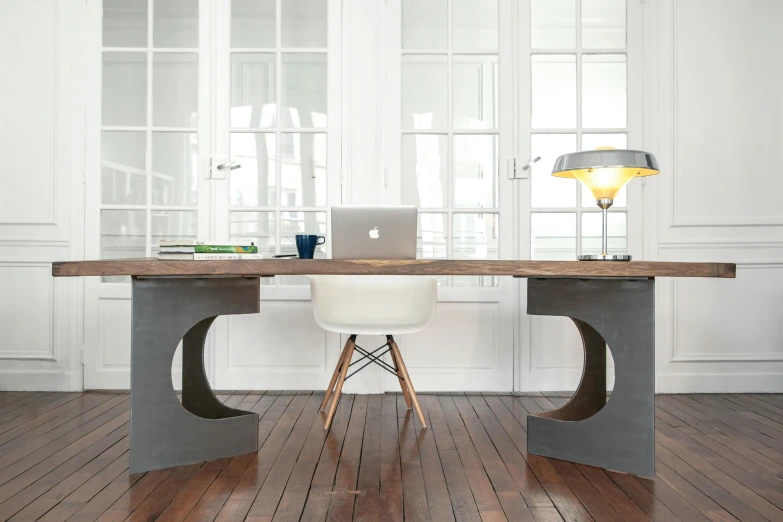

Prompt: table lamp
[{"left": 551, "top": 147, "right": 659, "bottom": 261}]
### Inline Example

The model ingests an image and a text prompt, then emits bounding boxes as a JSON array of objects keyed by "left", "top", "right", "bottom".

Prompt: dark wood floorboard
[{"left": 1, "top": 392, "right": 782, "bottom": 521}]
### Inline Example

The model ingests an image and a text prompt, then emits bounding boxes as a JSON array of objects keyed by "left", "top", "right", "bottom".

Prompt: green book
[{"left": 193, "top": 245, "right": 258, "bottom": 254}]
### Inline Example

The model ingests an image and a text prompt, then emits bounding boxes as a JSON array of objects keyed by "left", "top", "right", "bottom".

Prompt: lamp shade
[{"left": 551, "top": 148, "right": 659, "bottom": 200}]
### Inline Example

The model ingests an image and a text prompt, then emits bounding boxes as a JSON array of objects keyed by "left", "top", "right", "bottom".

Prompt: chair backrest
[{"left": 309, "top": 275, "right": 437, "bottom": 335}]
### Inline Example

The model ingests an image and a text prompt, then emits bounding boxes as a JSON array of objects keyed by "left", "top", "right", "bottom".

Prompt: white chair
[{"left": 309, "top": 275, "right": 437, "bottom": 429}]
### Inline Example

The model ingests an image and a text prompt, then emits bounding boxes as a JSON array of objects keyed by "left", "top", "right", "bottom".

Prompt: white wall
[
  {"left": 1, "top": 0, "right": 781, "bottom": 393},
  {"left": 645, "top": 0, "right": 783, "bottom": 392},
  {"left": 0, "top": 0, "right": 85, "bottom": 390}
]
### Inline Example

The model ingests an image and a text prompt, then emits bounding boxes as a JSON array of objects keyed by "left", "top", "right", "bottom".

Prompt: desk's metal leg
[
  {"left": 130, "top": 277, "right": 260, "bottom": 474},
  {"left": 526, "top": 277, "right": 655, "bottom": 478}
]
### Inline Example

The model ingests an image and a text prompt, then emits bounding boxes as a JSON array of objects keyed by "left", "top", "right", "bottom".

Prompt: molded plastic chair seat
[
  {"left": 309, "top": 275, "right": 438, "bottom": 430},
  {"left": 309, "top": 275, "right": 437, "bottom": 335}
]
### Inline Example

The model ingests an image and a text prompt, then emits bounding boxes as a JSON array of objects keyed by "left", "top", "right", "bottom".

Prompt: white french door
[
  {"left": 379, "top": 0, "right": 515, "bottom": 391},
  {"left": 211, "top": 0, "right": 343, "bottom": 390},
  {"left": 84, "top": 0, "right": 342, "bottom": 390},
  {"left": 516, "top": 0, "right": 644, "bottom": 391},
  {"left": 85, "top": 0, "right": 213, "bottom": 389},
  {"left": 84, "top": 0, "right": 644, "bottom": 393}
]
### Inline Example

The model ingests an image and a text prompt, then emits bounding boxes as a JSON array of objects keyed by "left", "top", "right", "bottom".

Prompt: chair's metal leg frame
[
  {"left": 321, "top": 334, "right": 425, "bottom": 429},
  {"left": 388, "top": 336, "right": 426, "bottom": 428},
  {"left": 323, "top": 335, "right": 356, "bottom": 429},
  {"left": 319, "top": 336, "right": 354, "bottom": 412}
]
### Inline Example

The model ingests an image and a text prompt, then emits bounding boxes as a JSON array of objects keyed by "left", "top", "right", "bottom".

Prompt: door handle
[
  {"left": 522, "top": 156, "right": 541, "bottom": 170},
  {"left": 217, "top": 161, "right": 241, "bottom": 171}
]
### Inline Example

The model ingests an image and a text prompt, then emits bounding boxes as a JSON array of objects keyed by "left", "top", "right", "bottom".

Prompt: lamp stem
[{"left": 596, "top": 198, "right": 613, "bottom": 259}]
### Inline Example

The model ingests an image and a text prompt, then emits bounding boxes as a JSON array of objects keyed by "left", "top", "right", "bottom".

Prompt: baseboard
[
  {"left": 658, "top": 372, "right": 783, "bottom": 393},
  {"left": 0, "top": 371, "right": 82, "bottom": 391}
]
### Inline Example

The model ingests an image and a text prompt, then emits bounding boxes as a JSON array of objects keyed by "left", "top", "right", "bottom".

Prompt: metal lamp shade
[{"left": 551, "top": 149, "right": 659, "bottom": 261}]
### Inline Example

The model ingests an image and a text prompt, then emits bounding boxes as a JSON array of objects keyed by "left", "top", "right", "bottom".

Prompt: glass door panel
[
  {"left": 519, "top": 0, "right": 642, "bottom": 392},
  {"left": 86, "top": 0, "right": 210, "bottom": 389},
  {"left": 213, "top": 0, "right": 341, "bottom": 391},
  {"left": 222, "top": 0, "right": 332, "bottom": 285},
  {"left": 384, "top": 0, "right": 513, "bottom": 391}
]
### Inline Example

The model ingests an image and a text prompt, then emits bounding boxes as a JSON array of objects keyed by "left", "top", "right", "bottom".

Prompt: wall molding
[
  {"left": 659, "top": 372, "right": 783, "bottom": 394},
  {"left": 669, "top": 262, "right": 783, "bottom": 364},
  {"left": 667, "top": 0, "right": 783, "bottom": 229},
  {"left": 0, "top": 262, "right": 56, "bottom": 361}
]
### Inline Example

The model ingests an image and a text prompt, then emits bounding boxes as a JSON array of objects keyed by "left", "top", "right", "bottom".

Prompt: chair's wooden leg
[
  {"left": 388, "top": 339, "right": 426, "bottom": 428},
  {"left": 388, "top": 338, "right": 412, "bottom": 408},
  {"left": 320, "top": 337, "right": 353, "bottom": 412},
  {"left": 324, "top": 336, "right": 356, "bottom": 430}
]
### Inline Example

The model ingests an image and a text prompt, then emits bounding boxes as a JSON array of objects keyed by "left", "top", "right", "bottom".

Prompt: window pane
[
  {"left": 582, "top": 54, "right": 626, "bottom": 128},
  {"left": 418, "top": 213, "right": 447, "bottom": 259},
  {"left": 231, "top": 0, "right": 275, "bottom": 48},
  {"left": 279, "top": 211, "right": 327, "bottom": 255},
  {"left": 281, "top": 54, "right": 327, "bottom": 128},
  {"left": 231, "top": 53, "right": 276, "bottom": 128},
  {"left": 582, "top": 0, "right": 626, "bottom": 49},
  {"left": 582, "top": 212, "right": 626, "bottom": 256},
  {"left": 103, "top": 0, "right": 147, "bottom": 48},
  {"left": 280, "top": 211, "right": 327, "bottom": 284},
  {"left": 452, "top": 0, "right": 498, "bottom": 50},
  {"left": 153, "top": 53, "right": 198, "bottom": 127},
  {"left": 402, "top": 134, "right": 447, "bottom": 208},
  {"left": 280, "top": 133, "right": 327, "bottom": 207},
  {"left": 453, "top": 135, "right": 498, "bottom": 209},
  {"left": 152, "top": 132, "right": 198, "bottom": 206},
  {"left": 101, "top": 132, "right": 146, "bottom": 205},
  {"left": 418, "top": 213, "right": 448, "bottom": 286},
  {"left": 531, "top": 134, "right": 577, "bottom": 208},
  {"left": 282, "top": 0, "right": 327, "bottom": 48},
  {"left": 402, "top": 0, "right": 447, "bottom": 50},
  {"left": 230, "top": 133, "right": 276, "bottom": 207},
  {"left": 402, "top": 55, "right": 448, "bottom": 130},
  {"left": 453, "top": 213, "right": 498, "bottom": 287},
  {"left": 531, "top": 213, "right": 576, "bottom": 260},
  {"left": 581, "top": 133, "right": 627, "bottom": 206},
  {"left": 151, "top": 210, "right": 197, "bottom": 254},
  {"left": 101, "top": 209, "right": 146, "bottom": 282},
  {"left": 153, "top": 0, "right": 198, "bottom": 48},
  {"left": 531, "top": 55, "right": 576, "bottom": 129},
  {"left": 102, "top": 53, "right": 146, "bottom": 126},
  {"left": 531, "top": 0, "right": 576, "bottom": 49},
  {"left": 453, "top": 56, "right": 498, "bottom": 130},
  {"left": 229, "top": 211, "right": 276, "bottom": 257}
]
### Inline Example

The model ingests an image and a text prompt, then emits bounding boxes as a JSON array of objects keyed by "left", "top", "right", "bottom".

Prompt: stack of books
[{"left": 158, "top": 240, "right": 262, "bottom": 260}]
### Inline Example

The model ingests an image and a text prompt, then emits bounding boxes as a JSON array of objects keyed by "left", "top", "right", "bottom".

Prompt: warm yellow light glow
[{"left": 552, "top": 147, "right": 659, "bottom": 200}]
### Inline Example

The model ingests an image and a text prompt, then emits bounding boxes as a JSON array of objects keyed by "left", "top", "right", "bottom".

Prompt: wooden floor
[{"left": 0, "top": 392, "right": 783, "bottom": 522}]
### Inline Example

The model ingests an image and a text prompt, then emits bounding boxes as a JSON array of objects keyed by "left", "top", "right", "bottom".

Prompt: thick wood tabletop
[{"left": 52, "top": 258, "right": 735, "bottom": 279}]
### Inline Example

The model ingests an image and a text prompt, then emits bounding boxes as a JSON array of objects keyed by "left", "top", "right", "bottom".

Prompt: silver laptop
[{"left": 331, "top": 206, "right": 417, "bottom": 260}]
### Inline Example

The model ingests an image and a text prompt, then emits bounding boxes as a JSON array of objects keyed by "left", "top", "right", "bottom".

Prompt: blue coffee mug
[{"left": 295, "top": 234, "right": 325, "bottom": 259}]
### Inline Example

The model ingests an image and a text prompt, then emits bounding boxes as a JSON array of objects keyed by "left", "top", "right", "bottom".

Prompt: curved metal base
[
  {"left": 130, "top": 277, "right": 260, "bottom": 474},
  {"left": 526, "top": 277, "right": 655, "bottom": 478},
  {"left": 578, "top": 254, "right": 632, "bottom": 261}
]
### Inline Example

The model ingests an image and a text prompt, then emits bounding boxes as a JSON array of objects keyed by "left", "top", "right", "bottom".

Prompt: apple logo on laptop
[{"left": 369, "top": 227, "right": 380, "bottom": 239}]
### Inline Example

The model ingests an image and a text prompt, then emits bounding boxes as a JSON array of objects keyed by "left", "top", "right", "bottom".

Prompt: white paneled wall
[
  {"left": 0, "top": 0, "right": 781, "bottom": 393},
  {"left": 645, "top": 0, "right": 783, "bottom": 392},
  {"left": 0, "top": 0, "right": 84, "bottom": 390}
]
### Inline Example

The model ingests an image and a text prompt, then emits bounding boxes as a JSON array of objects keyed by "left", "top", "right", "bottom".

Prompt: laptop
[{"left": 331, "top": 206, "right": 417, "bottom": 260}]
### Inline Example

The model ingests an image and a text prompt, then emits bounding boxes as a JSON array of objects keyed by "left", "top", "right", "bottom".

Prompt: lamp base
[{"left": 578, "top": 254, "right": 632, "bottom": 261}]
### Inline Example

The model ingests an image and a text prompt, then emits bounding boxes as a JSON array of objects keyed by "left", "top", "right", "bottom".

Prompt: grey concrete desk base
[
  {"left": 130, "top": 277, "right": 260, "bottom": 474},
  {"left": 525, "top": 277, "right": 655, "bottom": 478}
]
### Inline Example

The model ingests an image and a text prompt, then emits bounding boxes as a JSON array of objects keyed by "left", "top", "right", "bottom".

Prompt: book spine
[
  {"left": 192, "top": 253, "right": 263, "bottom": 260},
  {"left": 193, "top": 245, "right": 259, "bottom": 254}
]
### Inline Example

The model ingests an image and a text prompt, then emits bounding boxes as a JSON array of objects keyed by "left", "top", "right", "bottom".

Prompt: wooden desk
[{"left": 53, "top": 259, "right": 735, "bottom": 477}]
